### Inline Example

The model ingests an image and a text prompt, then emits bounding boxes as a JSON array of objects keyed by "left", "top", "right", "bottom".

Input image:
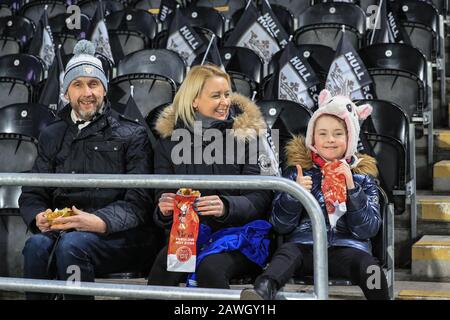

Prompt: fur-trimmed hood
[
  {"left": 285, "top": 135, "right": 378, "bottom": 177},
  {"left": 154, "top": 93, "right": 267, "bottom": 139}
]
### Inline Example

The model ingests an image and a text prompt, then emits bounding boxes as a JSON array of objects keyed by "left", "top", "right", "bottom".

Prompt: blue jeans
[{"left": 23, "top": 227, "right": 160, "bottom": 300}]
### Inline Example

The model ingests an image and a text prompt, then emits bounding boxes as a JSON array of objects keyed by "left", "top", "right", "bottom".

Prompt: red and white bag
[{"left": 167, "top": 189, "right": 200, "bottom": 272}]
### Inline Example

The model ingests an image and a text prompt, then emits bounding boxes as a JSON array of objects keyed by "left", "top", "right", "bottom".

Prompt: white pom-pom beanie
[{"left": 62, "top": 40, "right": 108, "bottom": 94}]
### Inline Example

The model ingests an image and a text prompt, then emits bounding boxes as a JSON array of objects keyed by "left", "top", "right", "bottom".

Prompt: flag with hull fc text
[
  {"left": 89, "top": 0, "right": 114, "bottom": 65},
  {"left": 166, "top": 7, "right": 207, "bottom": 67},
  {"left": 28, "top": 6, "right": 55, "bottom": 70},
  {"left": 38, "top": 45, "right": 64, "bottom": 112},
  {"left": 266, "top": 41, "right": 320, "bottom": 109},
  {"left": 224, "top": 0, "right": 289, "bottom": 64},
  {"left": 158, "top": 0, "right": 176, "bottom": 23},
  {"left": 325, "top": 30, "right": 375, "bottom": 100},
  {"left": 368, "top": 0, "right": 411, "bottom": 45}
]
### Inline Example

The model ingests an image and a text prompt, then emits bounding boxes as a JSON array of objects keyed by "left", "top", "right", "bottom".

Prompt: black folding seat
[
  {"left": 358, "top": 43, "right": 427, "bottom": 120},
  {"left": 49, "top": 13, "right": 91, "bottom": 56},
  {"left": 109, "top": 51, "right": 177, "bottom": 119},
  {"left": 193, "top": 0, "right": 248, "bottom": 22},
  {"left": 358, "top": 99, "right": 411, "bottom": 216},
  {"left": 0, "top": 103, "right": 55, "bottom": 213},
  {"left": 160, "top": 6, "right": 226, "bottom": 38},
  {"left": 393, "top": 0, "right": 440, "bottom": 63},
  {"left": 222, "top": 46, "right": 263, "bottom": 99},
  {"left": 117, "top": 48, "right": 186, "bottom": 85},
  {"left": 266, "top": 0, "right": 311, "bottom": 19},
  {"left": 256, "top": 99, "right": 312, "bottom": 166},
  {"left": 78, "top": 0, "right": 125, "bottom": 18},
  {"left": 19, "top": 0, "right": 67, "bottom": 25},
  {"left": 0, "top": 54, "right": 45, "bottom": 109},
  {"left": 106, "top": 9, "right": 158, "bottom": 62},
  {"left": 294, "top": 2, "right": 366, "bottom": 50},
  {"left": 0, "top": 0, "right": 15, "bottom": 17},
  {"left": 0, "top": 15, "right": 35, "bottom": 57}
]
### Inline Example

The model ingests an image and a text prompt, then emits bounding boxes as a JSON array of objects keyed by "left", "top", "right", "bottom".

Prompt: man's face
[{"left": 65, "top": 76, "right": 106, "bottom": 121}]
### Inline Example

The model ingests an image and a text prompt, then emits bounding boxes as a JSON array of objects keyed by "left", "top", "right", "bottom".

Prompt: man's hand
[
  {"left": 50, "top": 206, "right": 107, "bottom": 233},
  {"left": 36, "top": 209, "right": 52, "bottom": 232}
]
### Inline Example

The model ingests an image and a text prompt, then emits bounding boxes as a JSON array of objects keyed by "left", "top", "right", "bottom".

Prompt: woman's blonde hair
[{"left": 173, "top": 64, "right": 231, "bottom": 128}]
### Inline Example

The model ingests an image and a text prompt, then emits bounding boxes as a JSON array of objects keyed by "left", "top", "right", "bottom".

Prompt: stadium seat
[
  {"left": 358, "top": 99, "right": 412, "bottom": 216},
  {"left": 160, "top": 6, "right": 226, "bottom": 38},
  {"left": 117, "top": 48, "right": 186, "bottom": 85},
  {"left": 0, "top": 15, "right": 34, "bottom": 57},
  {"left": 256, "top": 99, "right": 312, "bottom": 166},
  {"left": 192, "top": 45, "right": 263, "bottom": 99},
  {"left": 49, "top": 13, "right": 91, "bottom": 56},
  {"left": 0, "top": 54, "right": 45, "bottom": 109},
  {"left": 108, "top": 73, "right": 177, "bottom": 118},
  {"left": 394, "top": 0, "right": 440, "bottom": 63},
  {"left": 267, "top": 0, "right": 311, "bottom": 19},
  {"left": 19, "top": 0, "right": 67, "bottom": 25},
  {"left": 293, "top": 2, "right": 366, "bottom": 50},
  {"left": 78, "top": 0, "right": 125, "bottom": 18},
  {"left": 0, "top": 103, "right": 55, "bottom": 213},
  {"left": 106, "top": 9, "right": 158, "bottom": 62},
  {"left": 194, "top": 0, "right": 248, "bottom": 23},
  {"left": 358, "top": 43, "right": 428, "bottom": 120}
]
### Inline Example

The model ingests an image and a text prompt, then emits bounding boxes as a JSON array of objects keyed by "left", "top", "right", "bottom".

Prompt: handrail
[{"left": 0, "top": 173, "right": 328, "bottom": 300}]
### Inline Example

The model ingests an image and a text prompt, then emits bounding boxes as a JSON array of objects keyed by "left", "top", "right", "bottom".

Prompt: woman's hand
[
  {"left": 158, "top": 193, "right": 176, "bottom": 216},
  {"left": 194, "top": 195, "right": 225, "bottom": 218},
  {"left": 36, "top": 209, "right": 52, "bottom": 232},
  {"left": 334, "top": 161, "right": 355, "bottom": 190},
  {"left": 295, "top": 165, "right": 312, "bottom": 192}
]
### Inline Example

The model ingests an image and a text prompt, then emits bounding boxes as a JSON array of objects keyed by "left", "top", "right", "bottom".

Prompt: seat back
[
  {"left": 358, "top": 43, "right": 427, "bottom": 118},
  {"left": 117, "top": 48, "right": 186, "bottom": 85},
  {"left": 108, "top": 74, "right": 177, "bottom": 118},
  {"left": 78, "top": 0, "right": 125, "bottom": 18},
  {"left": 19, "top": 0, "right": 67, "bottom": 25},
  {"left": 294, "top": 2, "right": 366, "bottom": 50},
  {"left": 0, "top": 54, "right": 45, "bottom": 109},
  {"left": 257, "top": 99, "right": 312, "bottom": 166},
  {"left": 170, "top": 6, "right": 225, "bottom": 38},
  {"left": 49, "top": 13, "right": 91, "bottom": 56},
  {"left": 0, "top": 15, "right": 35, "bottom": 52},
  {"left": 194, "top": 0, "right": 248, "bottom": 21},
  {"left": 395, "top": 0, "right": 440, "bottom": 62}
]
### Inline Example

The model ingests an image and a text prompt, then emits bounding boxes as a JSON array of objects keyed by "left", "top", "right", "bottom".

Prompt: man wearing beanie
[{"left": 19, "top": 40, "right": 162, "bottom": 300}]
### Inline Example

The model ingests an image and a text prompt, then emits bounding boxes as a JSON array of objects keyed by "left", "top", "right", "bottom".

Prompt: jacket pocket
[{"left": 85, "top": 141, "right": 125, "bottom": 173}]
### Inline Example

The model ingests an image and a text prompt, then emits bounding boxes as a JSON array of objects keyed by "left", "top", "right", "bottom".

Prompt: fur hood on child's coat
[{"left": 284, "top": 135, "right": 378, "bottom": 178}]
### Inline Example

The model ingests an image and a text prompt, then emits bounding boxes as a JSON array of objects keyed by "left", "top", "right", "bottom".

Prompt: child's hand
[
  {"left": 333, "top": 161, "right": 355, "bottom": 190},
  {"left": 295, "top": 165, "right": 312, "bottom": 192}
]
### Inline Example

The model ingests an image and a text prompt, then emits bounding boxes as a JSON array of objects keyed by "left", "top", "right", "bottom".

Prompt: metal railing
[{"left": 0, "top": 173, "right": 328, "bottom": 300}]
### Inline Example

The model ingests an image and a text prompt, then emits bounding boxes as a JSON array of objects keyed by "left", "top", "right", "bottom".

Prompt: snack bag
[
  {"left": 44, "top": 207, "right": 75, "bottom": 226},
  {"left": 167, "top": 188, "right": 201, "bottom": 272},
  {"left": 321, "top": 161, "right": 347, "bottom": 228}
]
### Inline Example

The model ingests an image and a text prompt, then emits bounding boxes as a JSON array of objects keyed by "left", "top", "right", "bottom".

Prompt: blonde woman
[{"left": 147, "top": 64, "right": 276, "bottom": 288}]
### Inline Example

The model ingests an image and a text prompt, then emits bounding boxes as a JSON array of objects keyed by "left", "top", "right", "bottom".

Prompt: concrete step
[
  {"left": 398, "top": 289, "right": 450, "bottom": 300},
  {"left": 436, "top": 129, "right": 450, "bottom": 150},
  {"left": 418, "top": 195, "right": 450, "bottom": 222},
  {"left": 433, "top": 160, "right": 450, "bottom": 192},
  {"left": 412, "top": 235, "right": 450, "bottom": 280}
]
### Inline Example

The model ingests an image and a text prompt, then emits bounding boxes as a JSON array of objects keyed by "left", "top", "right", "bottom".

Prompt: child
[{"left": 241, "top": 89, "right": 389, "bottom": 300}]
